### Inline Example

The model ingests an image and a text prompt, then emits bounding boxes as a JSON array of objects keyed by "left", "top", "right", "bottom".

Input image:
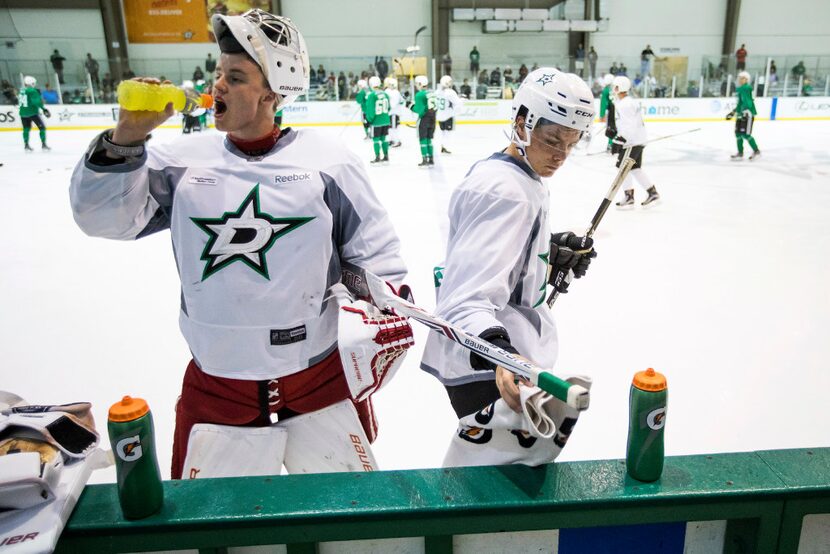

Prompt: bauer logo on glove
[{"left": 329, "top": 283, "right": 414, "bottom": 402}]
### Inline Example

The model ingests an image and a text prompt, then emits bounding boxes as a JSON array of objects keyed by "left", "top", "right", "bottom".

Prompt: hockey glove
[
  {"left": 42, "top": 108, "right": 51, "bottom": 118},
  {"left": 604, "top": 124, "right": 617, "bottom": 139},
  {"left": 725, "top": 110, "right": 735, "bottom": 120},
  {"left": 547, "top": 232, "right": 597, "bottom": 294}
]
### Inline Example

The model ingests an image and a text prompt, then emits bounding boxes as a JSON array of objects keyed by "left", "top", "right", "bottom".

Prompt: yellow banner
[{"left": 125, "top": 0, "right": 210, "bottom": 43}]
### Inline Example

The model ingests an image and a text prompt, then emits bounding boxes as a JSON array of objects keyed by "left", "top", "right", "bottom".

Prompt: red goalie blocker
[{"left": 331, "top": 283, "right": 415, "bottom": 403}]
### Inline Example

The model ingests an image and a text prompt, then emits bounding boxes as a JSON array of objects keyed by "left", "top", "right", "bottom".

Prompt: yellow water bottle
[{"left": 117, "top": 81, "right": 213, "bottom": 114}]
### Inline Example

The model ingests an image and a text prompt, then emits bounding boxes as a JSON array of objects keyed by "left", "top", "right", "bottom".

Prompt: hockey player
[
  {"left": 610, "top": 76, "right": 660, "bottom": 208},
  {"left": 69, "top": 9, "right": 407, "bottom": 479},
  {"left": 599, "top": 73, "right": 615, "bottom": 152},
  {"left": 355, "top": 79, "right": 370, "bottom": 139},
  {"left": 181, "top": 80, "right": 203, "bottom": 134},
  {"left": 726, "top": 71, "right": 761, "bottom": 161},
  {"left": 420, "top": 68, "right": 596, "bottom": 467},
  {"left": 384, "top": 76, "right": 404, "bottom": 147},
  {"left": 410, "top": 75, "right": 436, "bottom": 166},
  {"left": 18, "top": 76, "right": 50, "bottom": 152},
  {"left": 364, "top": 76, "right": 391, "bottom": 163},
  {"left": 435, "top": 75, "right": 463, "bottom": 154}
]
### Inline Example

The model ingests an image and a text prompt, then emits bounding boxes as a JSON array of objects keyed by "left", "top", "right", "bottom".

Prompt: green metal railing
[{"left": 56, "top": 448, "right": 830, "bottom": 554}]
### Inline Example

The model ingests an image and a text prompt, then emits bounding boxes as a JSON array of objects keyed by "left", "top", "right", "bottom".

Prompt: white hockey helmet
[
  {"left": 612, "top": 75, "right": 632, "bottom": 94},
  {"left": 211, "top": 8, "right": 309, "bottom": 110},
  {"left": 23, "top": 75, "right": 36, "bottom": 87},
  {"left": 603, "top": 73, "right": 615, "bottom": 86},
  {"left": 357, "top": 79, "right": 368, "bottom": 90},
  {"left": 737, "top": 71, "right": 751, "bottom": 83},
  {"left": 414, "top": 75, "right": 429, "bottom": 89},
  {"left": 439, "top": 75, "right": 453, "bottom": 89},
  {"left": 368, "top": 75, "right": 381, "bottom": 89},
  {"left": 182, "top": 79, "right": 195, "bottom": 89},
  {"left": 384, "top": 76, "right": 398, "bottom": 89},
  {"left": 511, "top": 67, "right": 595, "bottom": 144}
]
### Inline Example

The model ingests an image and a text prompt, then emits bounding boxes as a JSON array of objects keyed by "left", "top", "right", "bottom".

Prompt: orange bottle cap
[
  {"left": 632, "top": 368, "right": 667, "bottom": 391},
  {"left": 200, "top": 94, "right": 214, "bottom": 109},
  {"left": 108, "top": 396, "right": 149, "bottom": 422}
]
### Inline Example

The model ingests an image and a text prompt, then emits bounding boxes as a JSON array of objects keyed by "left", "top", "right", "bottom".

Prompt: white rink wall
[{"left": 0, "top": 97, "right": 828, "bottom": 133}]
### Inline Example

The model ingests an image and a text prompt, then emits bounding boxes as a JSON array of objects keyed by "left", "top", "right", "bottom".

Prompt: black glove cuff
[{"left": 470, "top": 326, "right": 519, "bottom": 371}]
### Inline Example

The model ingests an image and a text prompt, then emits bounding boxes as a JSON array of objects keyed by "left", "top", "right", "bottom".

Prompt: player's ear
[{"left": 514, "top": 116, "right": 527, "bottom": 141}]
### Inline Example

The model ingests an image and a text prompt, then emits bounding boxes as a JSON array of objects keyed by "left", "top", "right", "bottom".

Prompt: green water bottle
[
  {"left": 626, "top": 368, "right": 667, "bottom": 482},
  {"left": 107, "top": 396, "right": 164, "bottom": 519}
]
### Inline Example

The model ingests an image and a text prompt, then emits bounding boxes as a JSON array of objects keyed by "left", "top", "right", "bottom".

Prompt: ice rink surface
[{"left": 1, "top": 117, "right": 829, "bottom": 484}]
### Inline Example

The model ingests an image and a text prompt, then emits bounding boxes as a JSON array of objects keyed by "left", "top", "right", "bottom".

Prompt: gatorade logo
[
  {"left": 646, "top": 407, "right": 666, "bottom": 430},
  {"left": 115, "top": 435, "right": 143, "bottom": 462}
]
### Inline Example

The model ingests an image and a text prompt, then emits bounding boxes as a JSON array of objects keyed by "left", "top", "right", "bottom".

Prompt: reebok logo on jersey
[
  {"left": 191, "top": 184, "right": 314, "bottom": 281},
  {"left": 275, "top": 173, "right": 311, "bottom": 184}
]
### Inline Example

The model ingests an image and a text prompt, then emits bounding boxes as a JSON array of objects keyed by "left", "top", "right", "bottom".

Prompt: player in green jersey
[
  {"left": 409, "top": 75, "right": 436, "bottom": 166},
  {"left": 726, "top": 71, "right": 760, "bottom": 161},
  {"left": 355, "top": 79, "right": 370, "bottom": 139},
  {"left": 599, "top": 73, "right": 615, "bottom": 152},
  {"left": 18, "top": 76, "right": 51, "bottom": 152},
  {"left": 364, "top": 76, "right": 391, "bottom": 163}
]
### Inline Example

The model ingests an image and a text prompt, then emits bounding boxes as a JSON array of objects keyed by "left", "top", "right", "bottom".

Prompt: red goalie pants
[{"left": 171, "top": 350, "right": 377, "bottom": 479}]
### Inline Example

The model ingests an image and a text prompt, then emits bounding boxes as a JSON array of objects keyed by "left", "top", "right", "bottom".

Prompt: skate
[
  {"left": 615, "top": 189, "right": 635, "bottom": 209},
  {"left": 730, "top": 153, "right": 743, "bottom": 161},
  {"left": 381, "top": 155, "right": 389, "bottom": 163},
  {"left": 391, "top": 141, "right": 402, "bottom": 148},
  {"left": 41, "top": 144, "right": 51, "bottom": 151},
  {"left": 749, "top": 150, "right": 761, "bottom": 161},
  {"left": 427, "top": 155, "right": 435, "bottom": 165},
  {"left": 418, "top": 157, "right": 430, "bottom": 167},
  {"left": 641, "top": 186, "right": 660, "bottom": 207},
  {"left": 24, "top": 144, "right": 33, "bottom": 152},
  {"left": 441, "top": 146, "right": 452, "bottom": 154},
  {"left": 370, "top": 156, "right": 382, "bottom": 164}
]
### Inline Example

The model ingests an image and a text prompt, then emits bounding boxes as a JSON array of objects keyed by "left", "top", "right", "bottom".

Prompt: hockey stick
[
  {"left": 546, "top": 149, "right": 636, "bottom": 308},
  {"left": 587, "top": 127, "right": 702, "bottom": 156},
  {"left": 358, "top": 270, "right": 590, "bottom": 411}
]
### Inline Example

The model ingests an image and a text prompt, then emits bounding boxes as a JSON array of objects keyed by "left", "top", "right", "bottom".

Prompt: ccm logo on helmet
[{"left": 575, "top": 109, "right": 592, "bottom": 117}]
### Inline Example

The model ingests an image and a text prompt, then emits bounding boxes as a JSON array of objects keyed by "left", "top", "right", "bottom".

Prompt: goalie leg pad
[
  {"left": 330, "top": 283, "right": 414, "bottom": 402},
  {"left": 443, "top": 377, "right": 591, "bottom": 468},
  {"left": 281, "top": 399, "right": 377, "bottom": 474},
  {"left": 181, "top": 424, "right": 287, "bottom": 479}
]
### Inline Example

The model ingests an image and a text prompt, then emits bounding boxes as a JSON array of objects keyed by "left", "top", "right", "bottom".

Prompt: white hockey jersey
[
  {"left": 420, "top": 153, "right": 558, "bottom": 386},
  {"left": 435, "top": 87, "right": 462, "bottom": 122},
  {"left": 70, "top": 129, "right": 406, "bottom": 380},
  {"left": 614, "top": 95, "right": 647, "bottom": 146},
  {"left": 385, "top": 88, "right": 405, "bottom": 117}
]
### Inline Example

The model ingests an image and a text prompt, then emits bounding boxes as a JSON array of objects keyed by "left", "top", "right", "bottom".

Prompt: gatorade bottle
[
  {"left": 107, "top": 396, "right": 164, "bottom": 519},
  {"left": 117, "top": 80, "right": 213, "bottom": 114},
  {"left": 626, "top": 368, "right": 667, "bottom": 482}
]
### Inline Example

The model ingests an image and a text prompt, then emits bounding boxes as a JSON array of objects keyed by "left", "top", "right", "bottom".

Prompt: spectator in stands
[
  {"left": 375, "top": 56, "right": 389, "bottom": 81},
  {"left": 123, "top": 67, "right": 136, "bottom": 79},
  {"left": 2, "top": 80, "right": 18, "bottom": 104},
  {"left": 460, "top": 78, "right": 472, "bottom": 99},
  {"left": 442, "top": 53, "right": 452, "bottom": 76},
  {"left": 619, "top": 63, "right": 628, "bottom": 76},
  {"left": 102, "top": 72, "right": 114, "bottom": 90},
  {"left": 518, "top": 64, "right": 528, "bottom": 84},
  {"left": 85, "top": 53, "right": 100, "bottom": 87},
  {"left": 640, "top": 44, "right": 655, "bottom": 76},
  {"left": 769, "top": 60, "right": 778, "bottom": 83},
  {"left": 316, "top": 64, "right": 326, "bottom": 84},
  {"left": 574, "top": 43, "right": 585, "bottom": 76},
  {"left": 50, "top": 49, "right": 66, "bottom": 84},
  {"left": 531, "top": 62, "right": 539, "bottom": 71},
  {"left": 503, "top": 65, "right": 513, "bottom": 84},
  {"left": 610, "top": 62, "right": 619, "bottom": 75},
  {"left": 205, "top": 53, "right": 216, "bottom": 83},
  {"left": 792, "top": 60, "right": 806, "bottom": 78},
  {"left": 193, "top": 66, "right": 204, "bottom": 81},
  {"left": 469, "top": 46, "right": 480, "bottom": 76},
  {"left": 489, "top": 67, "right": 501, "bottom": 86},
  {"left": 475, "top": 80, "right": 488, "bottom": 99},
  {"left": 338, "top": 71, "right": 348, "bottom": 100},
  {"left": 478, "top": 69, "right": 488, "bottom": 84},
  {"left": 735, "top": 44, "right": 747, "bottom": 71},
  {"left": 588, "top": 46, "right": 598, "bottom": 79},
  {"left": 42, "top": 83, "right": 59, "bottom": 104}
]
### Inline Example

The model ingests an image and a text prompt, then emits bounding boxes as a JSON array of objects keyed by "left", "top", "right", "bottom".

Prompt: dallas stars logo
[
  {"left": 536, "top": 73, "right": 556, "bottom": 86},
  {"left": 191, "top": 184, "right": 314, "bottom": 281}
]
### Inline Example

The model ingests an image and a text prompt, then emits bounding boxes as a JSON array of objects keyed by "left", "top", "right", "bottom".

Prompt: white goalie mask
[
  {"left": 510, "top": 68, "right": 595, "bottom": 157},
  {"left": 368, "top": 75, "right": 381, "bottom": 89},
  {"left": 211, "top": 9, "right": 310, "bottom": 110}
]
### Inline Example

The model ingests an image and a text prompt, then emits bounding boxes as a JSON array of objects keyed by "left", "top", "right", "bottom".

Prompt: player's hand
[
  {"left": 112, "top": 78, "right": 175, "bottom": 146},
  {"left": 42, "top": 108, "right": 51, "bottom": 118},
  {"left": 548, "top": 232, "right": 597, "bottom": 292},
  {"left": 604, "top": 125, "right": 616, "bottom": 139},
  {"left": 495, "top": 365, "right": 529, "bottom": 413},
  {"left": 613, "top": 136, "right": 627, "bottom": 145},
  {"left": 725, "top": 110, "right": 735, "bottom": 120}
]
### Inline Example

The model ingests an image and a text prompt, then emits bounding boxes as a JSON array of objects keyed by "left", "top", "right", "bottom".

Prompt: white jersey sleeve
[
  {"left": 436, "top": 88, "right": 462, "bottom": 122},
  {"left": 385, "top": 88, "right": 404, "bottom": 116},
  {"left": 614, "top": 96, "right": 647, "bottom": 146}
]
